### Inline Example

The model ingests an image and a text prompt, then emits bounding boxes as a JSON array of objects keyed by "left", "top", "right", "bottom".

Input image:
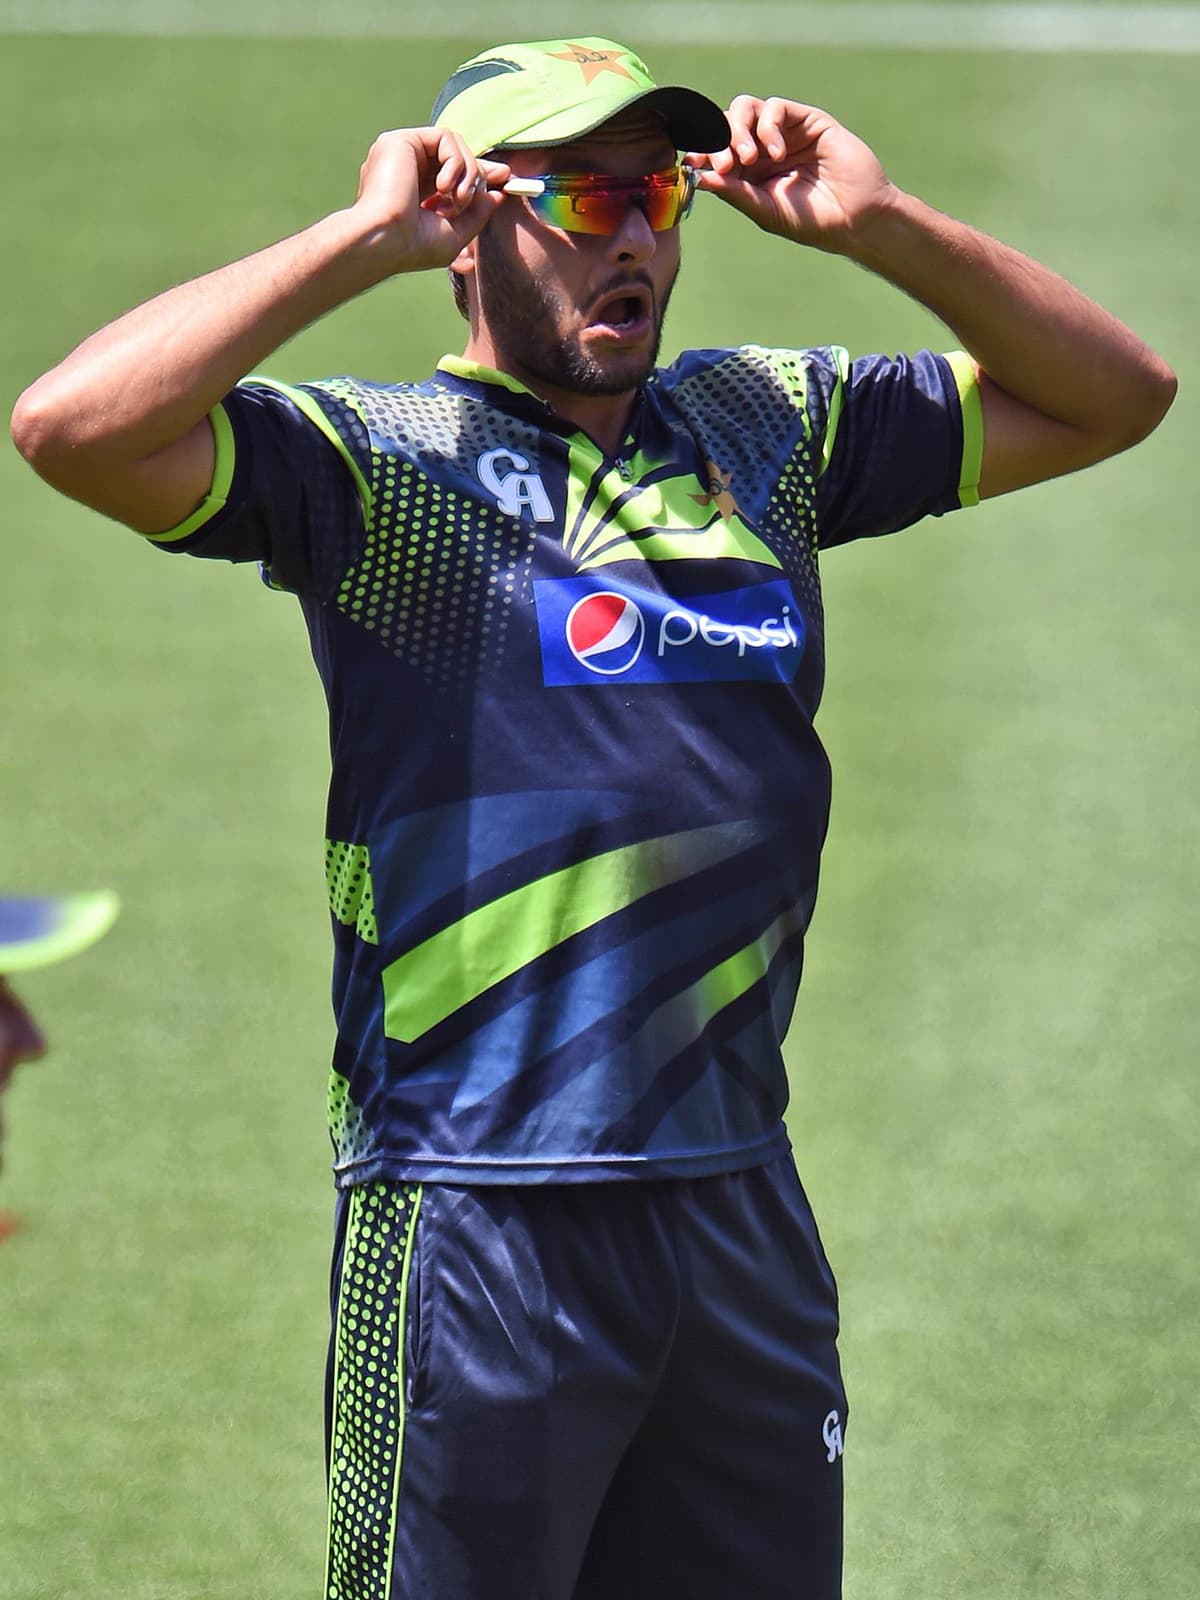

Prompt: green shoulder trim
[
  {"left": 817, "top": 346, "right": 852, "bottom": 479},
  {"left": 944, "top": 350, "right": 983, "bottom": 508},
  {"left": 436, "top": 353, "right": 540, "bottom": 399},
  {"left": 141, "top": 401, "right": 236, "bottom": 545},
  {"left": 242, "top": 375, "right": 374, "bottom": 523}
]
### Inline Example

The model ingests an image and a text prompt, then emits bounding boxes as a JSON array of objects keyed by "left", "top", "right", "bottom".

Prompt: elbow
[
  {"left": 9, "top": 382, "right": 75, "bottom": 483},
  {"left": 1077, "top": 355, "right": 1179, "bottom": 472},
  {"left": 1145, "top": 356, "right": 1179, "bottom": 435},
  {"left": 10, "top": 386, "right": 47, "bottom": 467},
  {"left": 9, "top": 379, "right": 106, "bottom": 498},
  {"left": 1117, "top": 353, "right": 1178, "bottom": 451}
]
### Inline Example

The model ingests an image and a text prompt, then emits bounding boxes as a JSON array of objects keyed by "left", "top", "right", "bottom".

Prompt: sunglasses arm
[{"left": 501, "top": 178, "right": 547, "bottom": 196}]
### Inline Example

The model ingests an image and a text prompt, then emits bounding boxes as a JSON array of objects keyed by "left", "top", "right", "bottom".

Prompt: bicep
[
  {"left": 976, "top": 368, "right": 1108, "bottom": 500},
  {"left": 98, "top": 417, "right": 219, "bottom": 534},
  {"left": 12, "top": 382, "right": 219, "bottom": 533}
]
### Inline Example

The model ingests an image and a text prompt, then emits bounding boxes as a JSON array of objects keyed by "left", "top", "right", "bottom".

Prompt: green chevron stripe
[
  {"left": 697, "top": 907, "right": 790, "bottom": 1017},
  {"left": 564, "top": 441, "right": 782, "bottom": 571},
  {"left": 598, "top": 908, "right": 792, "bottom": 1077},
  {"left": 818, "top": 345, "right": 852, "bottom": 479},
  {"left": 579, "top": 516, "right": 782, "bottom": 570},
  {"left": 381, "top": 822, "right": 755, "bottom": 1043}
]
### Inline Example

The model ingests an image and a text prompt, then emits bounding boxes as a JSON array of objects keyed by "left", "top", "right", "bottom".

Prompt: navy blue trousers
[{"left": 325, "top": 1156, "right": 846, "bottom": 1599}]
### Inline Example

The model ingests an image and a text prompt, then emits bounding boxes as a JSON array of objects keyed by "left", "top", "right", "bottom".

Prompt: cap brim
[
  {"left": 495, "top": 85, "right": 731, "bottom": 154},
  {"left": 0, "top": 892, "right": 120, "bottom": 974}
]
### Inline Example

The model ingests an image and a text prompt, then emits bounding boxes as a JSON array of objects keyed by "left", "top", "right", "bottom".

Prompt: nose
[
  {"left": 607, "top": 199, "right": 657, "bottom": 266},
  {"left": 0, "top": 980, "right": 48, "bottom": 1076}
]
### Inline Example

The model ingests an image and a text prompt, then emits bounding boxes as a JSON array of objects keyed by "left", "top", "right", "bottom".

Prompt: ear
[{"left": 450, "top": 236, "right": 478, "bottom": 281}]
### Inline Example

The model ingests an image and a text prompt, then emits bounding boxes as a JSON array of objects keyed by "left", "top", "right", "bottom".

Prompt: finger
[
  {"left": 453, "top": 139, "right": 494, "bottom": 207},
  {"left": 427, "top": 134, "right": 493, "bottom": 218},
  {"left": 433, "top": 128, "right": 471, "bottom": 198},
  {"left": 693, "top": 168, "right": 767, "bottom": 223},
  {"left": 455, "top": 163, "right": 481, "bottom": 207},
  {"left": 468, "top": 185, "right": 508, "bottom": 225},
  {"left": 440, "top": 181, "right": 506, "bottom": 244},
  {"left": 756, "top": 97, "right": 792, "bottom": 164},
  {"left": 479, "top": 156, "right": 512, "bottom": 188},
  {"left": 725, "top": 94, "right": 766, "bottom": 166}
]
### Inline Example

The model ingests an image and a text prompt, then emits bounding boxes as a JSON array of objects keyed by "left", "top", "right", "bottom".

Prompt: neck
[{"left": 461, "top": 332, "right": 639, "bottom": 457}]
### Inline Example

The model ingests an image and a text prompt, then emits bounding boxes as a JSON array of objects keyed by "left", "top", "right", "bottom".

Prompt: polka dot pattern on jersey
[
  {"left": 315, "top": 378, "right": 542, "bottom": 696},
  {"left": 325, "top": 840, "right": 377, "bottom": 944},
  {"left": 328, "top": 1070, "right": 378, "bottom": 1173},
  {"left": 665, "top": 344, "right": 811, "bottom": 521},
  {"left": 666, "top": 347, "right": 826, "bottom": 633}
]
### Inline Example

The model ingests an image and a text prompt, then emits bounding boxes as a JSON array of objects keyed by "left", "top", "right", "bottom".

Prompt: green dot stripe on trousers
[{"left": 324, "top": 1181, "right": 422, "bottom": 1600}]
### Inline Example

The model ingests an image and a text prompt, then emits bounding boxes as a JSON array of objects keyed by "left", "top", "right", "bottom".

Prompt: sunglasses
[{"left": 501, "top": 164, "right": 698, "bottom": 236}]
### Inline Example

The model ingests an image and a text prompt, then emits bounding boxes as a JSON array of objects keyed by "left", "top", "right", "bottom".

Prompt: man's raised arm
[
  {"left": 9, "top": 130, "right": 509, "bottom": 534},
  {"left": 690, "top": 96, "right": 1176, "bottom": 496}
]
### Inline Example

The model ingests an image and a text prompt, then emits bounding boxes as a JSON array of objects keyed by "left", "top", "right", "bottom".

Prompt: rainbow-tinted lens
[{"left": 505, "top": 166, "right": 698, "bottom": 235}]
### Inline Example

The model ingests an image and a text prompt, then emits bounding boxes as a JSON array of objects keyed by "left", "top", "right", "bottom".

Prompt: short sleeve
[
  {"left": 815, "top": 348, "right": 982, "bottom": 550},
  {"left": 144, "top": 381, "right": 369, "bottom": 598}
]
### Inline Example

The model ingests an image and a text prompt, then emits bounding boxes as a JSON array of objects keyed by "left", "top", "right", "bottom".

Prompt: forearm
[
  {"left": 844, "top": 190, "right": 1176, "bottom": 458},
  {"left": 11, "top": 206, "right": 385, "bottom": 480},
  {"left": 11, "top": 126, "right": 505, "bottom": 531}
]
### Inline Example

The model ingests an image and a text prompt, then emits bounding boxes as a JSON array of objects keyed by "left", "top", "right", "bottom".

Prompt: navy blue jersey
[{"left": 151, "top": 345, "right": 981, "bottom": 1184}]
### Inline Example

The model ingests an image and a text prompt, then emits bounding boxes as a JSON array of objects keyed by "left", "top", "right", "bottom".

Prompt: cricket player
[
  {"left": 1, "top": 892, "right": 120, "bottom": 1240},
  {"left": 10, "top": 36, "right": 1174, "bottom": 1600}
]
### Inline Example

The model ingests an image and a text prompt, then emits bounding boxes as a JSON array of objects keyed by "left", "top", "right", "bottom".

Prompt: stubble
[{"left": 474, "top": 230, "right": 678, "bottom": 398}]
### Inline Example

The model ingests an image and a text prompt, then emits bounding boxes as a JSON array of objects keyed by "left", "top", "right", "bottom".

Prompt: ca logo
[
  {"left": 822, "top": 1409, "right": 845, "bottom": 1464},
  {"left": 477, "top": 447, "right": 554, "bottom": 523}
]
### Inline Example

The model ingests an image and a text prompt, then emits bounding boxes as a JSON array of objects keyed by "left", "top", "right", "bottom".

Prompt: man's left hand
[{"left": 688, "top": 96, "right": 896, "bottom": 253}]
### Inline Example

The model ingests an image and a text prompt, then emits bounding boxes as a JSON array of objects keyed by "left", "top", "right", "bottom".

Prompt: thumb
[
  {"left": 695, "top": 169, "right": 770, "bottom": 222},
  {"left": 434, "top": 182, "right": 506, "bottom": 250}
]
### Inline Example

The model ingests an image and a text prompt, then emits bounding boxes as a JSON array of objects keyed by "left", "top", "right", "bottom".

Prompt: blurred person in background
[
  {"left": 0, "top": 892, "right": 119, "bottom": 1240},
  {"left": 9, "top": 34, "right": 1175, "bottom": 1600}
]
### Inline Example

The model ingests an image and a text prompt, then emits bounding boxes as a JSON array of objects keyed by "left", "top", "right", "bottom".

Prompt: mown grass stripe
[{"left": 3, "top": 2, "right": 1200, "bottom": 54}]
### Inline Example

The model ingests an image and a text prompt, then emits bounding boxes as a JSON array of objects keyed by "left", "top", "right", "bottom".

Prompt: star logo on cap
[
  {"left": 547, "top": 44, "right": 635, "bottom": 84},
  {"left": 691, "top": 462, "right": 743, "bottom": 523}
]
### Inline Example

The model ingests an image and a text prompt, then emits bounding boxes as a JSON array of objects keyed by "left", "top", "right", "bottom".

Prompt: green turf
[{"left": 1, "top": 26, "right": 1197, "bottom": 1600}]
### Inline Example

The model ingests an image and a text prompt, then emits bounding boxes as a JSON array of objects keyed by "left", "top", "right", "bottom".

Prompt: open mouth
[{"left": 587, "top": 285, "right": 653, "bottom": 339}]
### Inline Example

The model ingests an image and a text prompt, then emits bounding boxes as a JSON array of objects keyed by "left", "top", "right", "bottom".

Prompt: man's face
[
  {"left": 0, "top": 978, "right": 47, "bottom": 1174},
  {"left": 471, "top": 111, "right": 683, "bottom": 401}
]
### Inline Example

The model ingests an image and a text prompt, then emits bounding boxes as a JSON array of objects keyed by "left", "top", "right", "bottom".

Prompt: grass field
[{"left": 2, "top": 9, "right": 1197, "bottom": 1598}]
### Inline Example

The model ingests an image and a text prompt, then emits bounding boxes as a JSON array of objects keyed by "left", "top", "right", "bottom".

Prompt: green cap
[
  {"left": 431, "top": 37, "right": 730, "bottom": 156},
  {"left": 0, "top": 892, "right": 120, "bottom": 975}
]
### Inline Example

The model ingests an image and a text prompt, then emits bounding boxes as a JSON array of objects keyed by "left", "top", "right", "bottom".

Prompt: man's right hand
[
  {"left": 350, "top": 127, "right": 510, "bottom": 276},
  {"left": 9, "top": 125, "right": 510, "bottom": 535}
]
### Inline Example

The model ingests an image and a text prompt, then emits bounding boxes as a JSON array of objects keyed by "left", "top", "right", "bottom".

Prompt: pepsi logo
[
  {"left": 565, "top": 591, "right": 646, "bottom": 675},
  {"left": 535, "top": 575, "right": 804, "bottom": 687}
]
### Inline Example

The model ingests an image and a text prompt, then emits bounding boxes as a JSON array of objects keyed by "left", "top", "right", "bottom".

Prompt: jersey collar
[
  {"left": 435, "top": 353, "right": 652, "bottom": 462},
  {"left": 436, "top": 354, "right": 545, "bottom": 401}
]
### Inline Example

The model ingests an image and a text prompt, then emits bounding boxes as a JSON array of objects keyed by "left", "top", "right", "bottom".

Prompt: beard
[{"left": 474, "top": 229, "right": 677, "bottom": 397}]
